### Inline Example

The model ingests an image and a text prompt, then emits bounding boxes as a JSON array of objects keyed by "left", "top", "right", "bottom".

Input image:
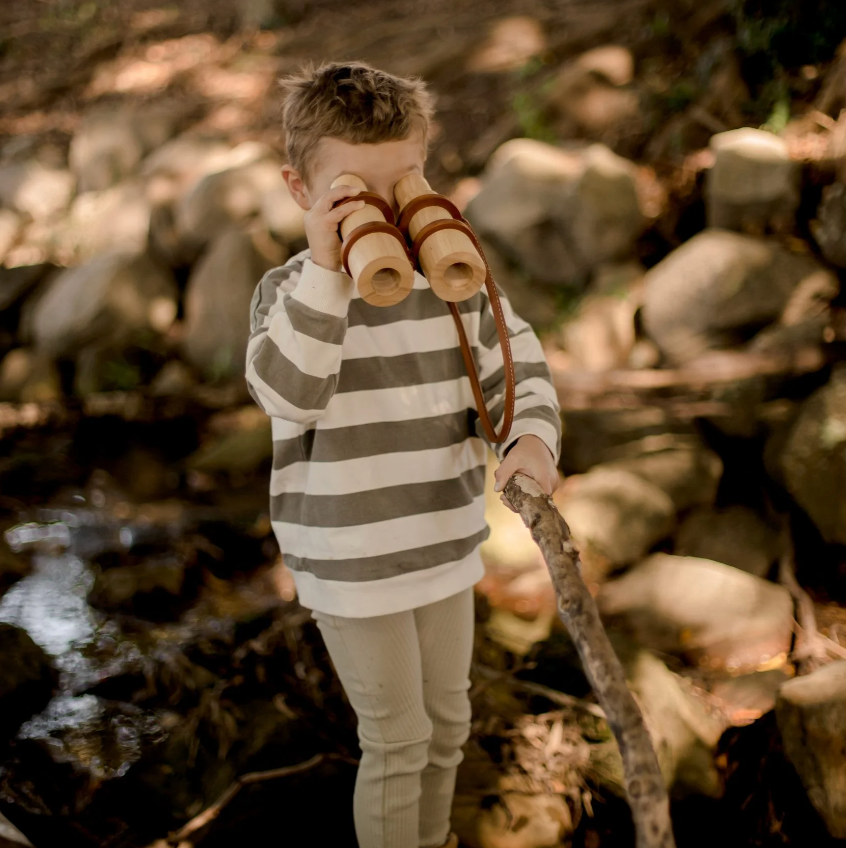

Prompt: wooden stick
[
  {"left": 394, "top": 174, "right": 486, "bottom": 302},
  {"left": 331, "top": 174, "right": 415, "bottom": 307},
  {"left": 164, "top": 752, "right": 358, "bottom": 845},
  {"left": 503, "top": 473, "right": 676, "bottom": 848}
]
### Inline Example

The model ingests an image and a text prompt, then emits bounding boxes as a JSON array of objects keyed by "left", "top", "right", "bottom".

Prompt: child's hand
[
  {"left": 493, "top": 434, "right": 559, "bottom": 512},
  {"left": 306, "top": 184, "right": 366, "bottom": 273}
]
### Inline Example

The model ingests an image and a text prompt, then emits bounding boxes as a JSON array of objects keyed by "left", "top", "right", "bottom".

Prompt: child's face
[{"left": 284, "top": 131, "right": 426, "bottom": 216}]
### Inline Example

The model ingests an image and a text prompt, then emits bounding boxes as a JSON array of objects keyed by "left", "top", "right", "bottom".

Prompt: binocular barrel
[
  {"left": 331, "top": 174, "right": 415, "bottom": 307},
  {"left": 394, "top": 174, "right": 486, "bottom": 303}
]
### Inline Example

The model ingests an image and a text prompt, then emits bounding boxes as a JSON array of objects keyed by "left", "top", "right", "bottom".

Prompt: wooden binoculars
[{"left": 331, "top": 174, "right": 488, "bottom": 307}]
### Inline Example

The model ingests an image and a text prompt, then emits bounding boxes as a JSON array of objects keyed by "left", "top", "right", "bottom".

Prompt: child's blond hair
[{"left": 279, "top": 61, "right": 434, "bottom": 182}]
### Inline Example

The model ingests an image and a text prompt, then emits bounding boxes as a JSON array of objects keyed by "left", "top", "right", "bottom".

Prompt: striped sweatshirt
[{"left": 245, "top": 249, "right": 561, "bottom": 617}]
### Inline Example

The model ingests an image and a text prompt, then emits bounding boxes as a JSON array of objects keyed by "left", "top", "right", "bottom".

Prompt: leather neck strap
[{"left": 397, "top": 194, "right": 515, "bottom": 446}]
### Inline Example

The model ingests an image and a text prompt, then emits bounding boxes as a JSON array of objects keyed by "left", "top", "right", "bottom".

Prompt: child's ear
[{"left": 282, "top": 165, "right": 311, "bottom": 211}]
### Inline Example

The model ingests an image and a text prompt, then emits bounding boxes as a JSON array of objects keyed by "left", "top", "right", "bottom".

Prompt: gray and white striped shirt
[{"left": 246, "top": 250, "right": 561, "bottom": 617}]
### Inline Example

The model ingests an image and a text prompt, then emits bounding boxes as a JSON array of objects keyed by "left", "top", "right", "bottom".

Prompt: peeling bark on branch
[{"left": 503, "top": 472, "right": 676, "bottom": 848}]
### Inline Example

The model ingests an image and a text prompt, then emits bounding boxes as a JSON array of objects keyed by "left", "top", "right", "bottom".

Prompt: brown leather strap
[
  {"left": 397, "top": 193, "right": 461, "bottom": 233},
  {"left": 340, "top": 220, "right": 412, "bottom": 278},
  {"left": 396, "top": 195, "right": 515, "bottom": 445},
  {"left": 334, "top": 190, "right": 396, "bottom": 225}
]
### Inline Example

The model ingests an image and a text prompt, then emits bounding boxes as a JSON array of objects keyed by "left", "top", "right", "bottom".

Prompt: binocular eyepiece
[{"left": 331, "top": 173, "right": 487, "bottom": 307}]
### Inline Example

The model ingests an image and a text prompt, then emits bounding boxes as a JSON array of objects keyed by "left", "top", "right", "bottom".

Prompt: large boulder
[
  {"left": 776, "top": 660, "right": 846, "bottom": 838},
  {"left": 598, "top": 553, "right": 794, "bottom": 674},
  {"left": 675, "top": 505, "right": 779, "bottom": 578},
  {"left": 29, "top": 252, "right": 177, "bottom": 360},
  {"left": 641, "top": 229, "right": 837, "bottom": 363},
  {"left": 601, "top": 438, "right": 723, "bottom": 512},
  {"left": 174, "top": 151, "right": 287, "bottom": 260},
  {"left": 181, "top": 227, "right": 283, "bottom": 381},
  {"left": 0, "top": 160, "right": 75, "bottom": 222},
  {"left": 69, "top": 105, "right": 179, "bottom": 193},
  {"left": 553, "top": 467, "right": 675, "bottom": 584},
  {"left": 779, "top": 365, "right": 846, "bottom": 545},
  {"left": 706, "top": 128, "right": 799, "bottom": 233},
  {"left": 465, "top": 139, "right": 644, "bottom": 289},
  {"left": 58, "top": 179, "right": 152, "bottom": 261}
]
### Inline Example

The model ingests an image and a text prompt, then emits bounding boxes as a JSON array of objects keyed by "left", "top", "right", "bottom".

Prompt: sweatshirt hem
[{"left": 291, "top": 548, "right": 485, "bottom": 618}]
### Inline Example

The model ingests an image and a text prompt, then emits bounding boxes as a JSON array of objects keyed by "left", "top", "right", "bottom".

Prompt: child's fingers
[
  {"left": 323, "top": 184, "right": 362, "bottom": 210},
  {"left": 327, "top": 198, "right": 366, "bottom": 224}
]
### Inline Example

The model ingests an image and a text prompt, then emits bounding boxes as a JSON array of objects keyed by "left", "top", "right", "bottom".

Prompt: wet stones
[
  {"left": 597, "top": 554, "right": 794, "bottom": 674},
  {"left": 0, "top": 623, "right": 58, "bottom": 744},
  {"left": 776, "top": 660, "right": 846, "bottom": 838}
]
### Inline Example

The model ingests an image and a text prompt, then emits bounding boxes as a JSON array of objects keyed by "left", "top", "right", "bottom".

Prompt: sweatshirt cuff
[
  {"left": 290, "top": 258, "right": 355, "bottom": 317},
  {"left": 496, "top": 419, "right": 561, "bottom": 465}
]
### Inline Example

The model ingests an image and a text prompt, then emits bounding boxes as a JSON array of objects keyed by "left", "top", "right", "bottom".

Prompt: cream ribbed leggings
[{"left": 312, "top": 587, "right": 474, "bottom": 848}]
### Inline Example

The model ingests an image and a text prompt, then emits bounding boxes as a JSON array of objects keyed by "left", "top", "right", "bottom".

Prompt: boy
[{"left": 245, "top": 62, "right": 561, "bottom": 848}]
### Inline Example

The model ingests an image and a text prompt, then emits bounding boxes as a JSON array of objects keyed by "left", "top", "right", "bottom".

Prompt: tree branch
[{"left": 503, "top": 473, "right": 676, "bottom": 848}]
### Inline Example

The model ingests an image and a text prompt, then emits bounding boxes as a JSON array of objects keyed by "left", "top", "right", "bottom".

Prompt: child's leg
[
  {"left": 313, "top": 608, "right": 432, "bottom": 848},
  {"left": 414, "top": 587, "right": 475, "bottom": 848}
]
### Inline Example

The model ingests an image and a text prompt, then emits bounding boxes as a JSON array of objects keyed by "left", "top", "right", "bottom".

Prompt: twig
[
  {"left": 472, "top": 663, "right": 606, "bottom": 719},
  {"left": 166, "top": 752, "right": 358, "bottom": 845},
  {"left": 778, "top": 542, "right": 846, "bottom": 674},
  {"left": 504, "top": 473, "right": 675, "bottom": 848}
]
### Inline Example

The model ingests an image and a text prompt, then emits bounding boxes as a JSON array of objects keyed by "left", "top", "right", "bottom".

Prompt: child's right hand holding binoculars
[{"left": 305, "top": 183, "right": 366, "bottom": 273}]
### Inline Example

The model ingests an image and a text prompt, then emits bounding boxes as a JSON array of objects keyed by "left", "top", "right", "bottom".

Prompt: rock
[
  {"left": 675, "top": 505, "right": 779, "bottom": 578},
  {"left": 779, "top": 365, "right": 846, "bottom": 545},
  {"left": 553, "top": 467, "right": 675, "bottom": 583},
  {"left": 559, "top": 407, "right": 696, "bottom": 474},
  {"left": 0, "top": 348, "right": 62, "bottom": 403},
  {"left": 625, "top": 649, "right": 726, "bottom": 798},
  {"left": 0, "top": 263, "right": 53, "bottom": 312},
  {"left": 558, "top": 267, "right": 642, "bottom": 371},
  {"left": 0, "top": 623, "right": 58, "bottom": 744},
  {"left": 601, "top": 438, "right": 723, "bottom": 511},
  {"left": 0, "top": 161, "right": 76, "bottom": 222},
  {"left": 0, "top": 209, "right": 21, "bottom": 261},
  {"left": 545, "top": 47, "right": 641, "bottom": 147},
  {"left": 598, "top": 553, "right": 795, "bottom": 674},
  {"left": 182, "top": 227, "right": 282, "bottom": 381},
  {"left": 777, "top": 661, "right": 846, "bottom": 838},
  {"left": 175, "top": 152, "right": 286, "bottom": 259},
  {"left": 812, "top": 181, "right": 846, "bottom": 267},
  {"left": 29, "top": 252, "right": 177, "bottom": 360},
  {"left": 477, "top": 792, "right": 571, "bottom": 848},
  {"left": 59, "top": 179, "right": 152, "bottom": 261},
  {"left": 465, "top": 139, "right": 644, "bottom": 289},
  {"left": 641, "top": 229, "right": 837, "bottom": 363},
  {"left": 69, "top": 105, "right": 179, "bottom": 193},
  {"left": 706, "top": 128, "right": 799, "bottom": 233}
]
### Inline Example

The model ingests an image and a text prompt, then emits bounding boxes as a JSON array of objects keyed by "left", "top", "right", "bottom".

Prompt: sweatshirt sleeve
[
  {"left": 245, "top": 254, "right": 356, "bottom": 423},
  {"left": 471, "top": 281, "right": 562, "bottom": 464}
]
